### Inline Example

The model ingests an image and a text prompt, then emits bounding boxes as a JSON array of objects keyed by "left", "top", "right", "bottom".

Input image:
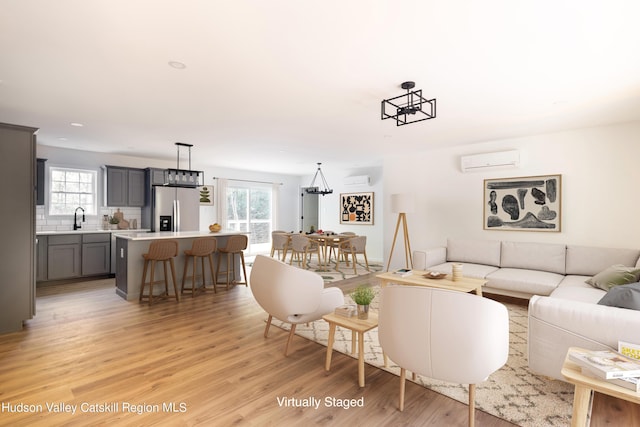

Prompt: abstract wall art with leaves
[{"left": 340, "top": 192, "right": 374, "bottom": 225}]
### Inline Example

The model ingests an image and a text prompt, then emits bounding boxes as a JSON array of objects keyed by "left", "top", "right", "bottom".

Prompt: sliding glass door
[{"left": 226, "top": 184, "right": 273, "bottom": 254}]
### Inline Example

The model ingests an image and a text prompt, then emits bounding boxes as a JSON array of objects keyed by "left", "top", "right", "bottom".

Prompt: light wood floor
[{"left": 0, "top": 275, "right": 636, "bottom": 426}]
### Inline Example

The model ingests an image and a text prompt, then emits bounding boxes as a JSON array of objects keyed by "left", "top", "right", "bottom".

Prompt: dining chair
[
  {"left": 288, "top": 234, "right": 322, "bottom": 268},
  {"left": 270, "top": 231, "right": 290, "bottom": 261},
  {"left": 378, "top": 285, "right": 509, "bottom": 427},
  {"left": 328, "top": 232, "right": 356, "bottom": 264},
  {"left": 335, "top": 236, "right": 369, "bottom": 274}
]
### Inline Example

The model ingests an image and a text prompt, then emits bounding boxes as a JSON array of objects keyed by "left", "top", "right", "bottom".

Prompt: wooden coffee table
[
  {"left": 376, "top": 270, "right": 486, "bottom": 296},
  {"left": 562, "top": 347, "right": 640, "bottom": 426}
]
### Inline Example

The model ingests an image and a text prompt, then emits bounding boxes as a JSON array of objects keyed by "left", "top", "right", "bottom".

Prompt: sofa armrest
[
  {"left": 528, "top": 295, "right": 640, "bottom": 380},
  {"left": 413, "top": 247, "right": 447, "bottom": 270}
]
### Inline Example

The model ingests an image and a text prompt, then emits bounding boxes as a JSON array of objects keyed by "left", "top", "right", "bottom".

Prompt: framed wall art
[
  {"left": 198, "top": 185, "right": 214, "bottom": 206},
  {"left": 483, "top": 174, "right": 561, "bottom": 232},
  {"left": 340, "top": 192, "right": 374, "bottom": 225}
]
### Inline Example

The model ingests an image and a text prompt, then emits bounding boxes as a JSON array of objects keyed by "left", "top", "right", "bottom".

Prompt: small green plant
[
  {"left": 351, "top": 285, "right": 375, "bottom": 306},
  {"left": 109, "top": 216, "right": 120, "bottom": 224}
]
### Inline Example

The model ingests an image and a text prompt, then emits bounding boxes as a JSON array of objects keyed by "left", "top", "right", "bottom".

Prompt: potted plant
[
  {"left": 109, "top": 215, "right": 120, "bottom": 230},
  {"left": 351, "top": 285, "right": 376, "bottom": 319}
]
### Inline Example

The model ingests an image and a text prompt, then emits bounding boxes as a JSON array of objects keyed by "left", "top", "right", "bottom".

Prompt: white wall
[
  {"left": 383, "top": 121, "right": 640, "bottom": 270},
  {"left": 36, "top": 145, "right": 302, "bottom": 233},
  {"left": 303, "top": 165, "right": 384, "bottom": 262}
]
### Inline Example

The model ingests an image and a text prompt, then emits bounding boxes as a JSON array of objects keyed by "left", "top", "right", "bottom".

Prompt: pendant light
[{"left": 306, "top": 163, "right": 333, "bottom": 196}]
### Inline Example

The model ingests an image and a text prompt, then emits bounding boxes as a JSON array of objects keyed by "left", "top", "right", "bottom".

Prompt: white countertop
[
  {"left": 36, "top": 229, "right": 150, "bottom": 236},
  {"left": 114, "top": 230, "right": 248, "bottom": 241}
]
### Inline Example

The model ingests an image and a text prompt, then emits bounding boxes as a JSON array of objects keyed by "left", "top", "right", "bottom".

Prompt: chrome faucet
[{"left": 73, "top": 207, "right": 85, "bottom": 230}]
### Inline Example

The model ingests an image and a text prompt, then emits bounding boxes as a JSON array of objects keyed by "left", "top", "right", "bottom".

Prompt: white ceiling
[{"left": 2, "top": 1, "right": 640, "bottom": 175}]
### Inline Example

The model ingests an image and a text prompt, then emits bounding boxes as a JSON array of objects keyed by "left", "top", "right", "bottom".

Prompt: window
[
  {"left": 226, "top": 184, "right": 273, "bottom": 254},
  {"left": 49, "top": 167, "right": 98, "bottom": 216}
]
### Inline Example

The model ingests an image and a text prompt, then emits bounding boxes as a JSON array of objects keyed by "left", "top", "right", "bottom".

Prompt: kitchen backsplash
[{"left": 36, "top": 206, "right": 142, "bottom": 232}]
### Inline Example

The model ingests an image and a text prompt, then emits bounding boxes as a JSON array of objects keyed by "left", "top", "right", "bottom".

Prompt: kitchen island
[{"left": 114, "top": 231, "right": 248, "bottom": 301}]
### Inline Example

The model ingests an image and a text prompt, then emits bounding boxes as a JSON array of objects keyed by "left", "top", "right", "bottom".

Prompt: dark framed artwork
[
  {"left": 340, "top": 192, "right": 374, "bottom": 225},
  {"left": 483, "top": 174, "right": 561, "bottom": 231}
]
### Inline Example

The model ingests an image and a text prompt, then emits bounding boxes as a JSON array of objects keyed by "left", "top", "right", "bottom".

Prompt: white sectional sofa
[{"left": 413, "top": 238, "right": 640, "bottom": 381}]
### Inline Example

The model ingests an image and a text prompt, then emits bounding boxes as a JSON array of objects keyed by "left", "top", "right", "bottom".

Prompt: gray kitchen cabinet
[
  {"left": 47, "top": 234, "right": 82, "bottom": 280},
  {"left": 147, "top": 167, "right": 166, "bottom": 186},
  {"left": 127, "top": 168, "right": 145, "bottom": 206},
  {"left": 0, "top": 122, "right": 37, "bottom": 333},
  {"left": 105, "top": 166, "right": 145, "bottom": 207},
  {"left": 82, "top": 234, "right": 111, "bottom": 276},
  {"left": 36, "top": 158, "right": 46, "bottom": 206},
  {"left": 36, "top": 235, "right": 47, "bottom": 282},
  {"left": 106, "top": 166, "right": 127, "bottom": 206}
]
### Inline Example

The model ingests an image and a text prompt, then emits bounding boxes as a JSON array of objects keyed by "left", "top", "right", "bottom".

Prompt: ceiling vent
[
  {"left": 343, "top": 175, "right": 370, "bottom": 186},
  {"left": 460, "top": 150, "right": 520, "bottom": 173}
]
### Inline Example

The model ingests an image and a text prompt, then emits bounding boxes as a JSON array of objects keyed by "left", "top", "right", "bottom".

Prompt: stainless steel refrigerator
[{"left": 151, "top": 186, "right": 200, "bottom": 232}]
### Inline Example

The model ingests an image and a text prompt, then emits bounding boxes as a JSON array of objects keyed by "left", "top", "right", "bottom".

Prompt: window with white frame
[{"left": 49, "top": 167, "right": 98, "bottom": 216}]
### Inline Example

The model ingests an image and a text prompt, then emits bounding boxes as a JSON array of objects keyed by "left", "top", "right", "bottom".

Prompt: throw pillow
[
  {"left": 598, "top": 282, "right": 640, "bottom": 310},
  {"left": 585, "top": 264, "right": 640, "bottom": 291}
]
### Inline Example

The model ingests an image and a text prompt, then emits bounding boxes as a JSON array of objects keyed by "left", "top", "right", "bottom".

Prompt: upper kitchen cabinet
[
  {"left": 0, "top": 122, "right": 37, "bottom": 334},
  {"left": 104, "top": 166, "right": 145, "bottom": 207}
]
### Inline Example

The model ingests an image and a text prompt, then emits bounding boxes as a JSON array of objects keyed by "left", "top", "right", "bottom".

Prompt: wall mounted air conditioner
[
  {"left": 343, "top": 175, "right": 370, "bottom": 186},
  {"left": 460, "top": 150, "right": 520, "bottom": 173}
]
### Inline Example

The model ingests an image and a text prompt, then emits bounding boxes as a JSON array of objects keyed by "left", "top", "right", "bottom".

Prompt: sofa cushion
[
  {"left": 566, "top": 245, "right": 640, "bottom": 276},
  {"left": 447, "top": 238, "right": 501, "bottom": 267},
  {"left": 553, "top": 275, "right": 606, "bottom": 304},
  {"left": 500, "top": 241, "right": 566, "bottom": 274},
  {"left": 486, "top": 268, "right": 564, "bottom": 296},
  {"left": 597, "top": 282, "right": 640, "bottom": 310},
  {"left": 427, "top": 262, "right": 499, "bottom": 280},
  {"left": 585, "top": 264, "right": 640, "bottom": 291}
]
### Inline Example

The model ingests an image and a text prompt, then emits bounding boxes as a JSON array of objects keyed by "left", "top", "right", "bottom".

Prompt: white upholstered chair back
[
  {"left": 250, "top": 255, "right": 344, "bottom": 355},
  {"left": 378, "top": 285, "right": 509, "bottom": 425}
]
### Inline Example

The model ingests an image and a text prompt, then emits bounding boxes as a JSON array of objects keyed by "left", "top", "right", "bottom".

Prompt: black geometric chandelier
[
  {"left": 305, "top": 163, "right": 333, "bottom": 196},
  {"left": 381, "top": 81, "right": 436, "bottom": 126}
]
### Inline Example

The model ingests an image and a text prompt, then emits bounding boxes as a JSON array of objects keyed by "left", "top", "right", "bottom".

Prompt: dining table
[{"left": 306, "top": 233, "right": 355, "bottom": 267}]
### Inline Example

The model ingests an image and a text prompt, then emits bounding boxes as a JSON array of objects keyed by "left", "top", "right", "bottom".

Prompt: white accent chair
[
  {"left": 250, "top": 255, "right": 344, "bottom": 355},
  {"left": 378, "top": 285, "right": 509, "bottom": 427}
]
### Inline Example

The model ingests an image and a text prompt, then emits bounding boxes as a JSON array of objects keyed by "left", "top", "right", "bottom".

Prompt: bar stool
[
  {"left": 181, "top": 237, "right": 218, "bottom": 297},
  {"left": 216, "top": 235, "right": 248, "bottom": 289},
  {"left": 139, "top": 239, "right": 179, "bottom": 305}
]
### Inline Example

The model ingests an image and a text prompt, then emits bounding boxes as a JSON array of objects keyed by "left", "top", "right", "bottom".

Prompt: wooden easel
[{"left": 386, "top": 212, "right": 413, "bottom": 271}]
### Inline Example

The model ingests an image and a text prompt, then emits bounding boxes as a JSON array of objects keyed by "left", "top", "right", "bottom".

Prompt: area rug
[
  {"left": 273, "top": 287, "right": 575, "bottom": 427},
  {"left": 248, "top": 257, "right": 383, "bottom": 283}
]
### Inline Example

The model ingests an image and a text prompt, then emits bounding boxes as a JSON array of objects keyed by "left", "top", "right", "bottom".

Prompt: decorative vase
[
  {"left": 452, "top": 263, "right": 463, "bottom": 282},
  {"left": 357, "top": 304, "right": 369, "bottom": 320}
]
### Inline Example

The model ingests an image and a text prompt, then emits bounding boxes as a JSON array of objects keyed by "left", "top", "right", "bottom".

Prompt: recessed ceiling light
[
  {"left": 168, "top": 61, "right": 187, "bottom": 69},
  {"left": 58, "top": 137, "right": 68, "bottom": 141},
  {"left": 70, "top": 122, "right": 84, "bottom": 127}
]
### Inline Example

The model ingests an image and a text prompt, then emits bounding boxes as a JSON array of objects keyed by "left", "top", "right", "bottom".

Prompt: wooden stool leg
[
  {"left": 149, "top": 260, "right": 156, "bottom": 305},
  {"left": 227, "top": 253, "right": 233, "bottom": 289},
  {"left": 239, "top": 252, "right": 247, "bottom": 286},
  {"left": 162, "top": 260, "right": 175, "bottom": 296},
  {"left": 139, "top": 259, "right": 149, "bottom": 302},
  {"left": 170, "top": 258, "right": 179, "bottom": 302},
  {"left": 216, "top": 254, "right": 222, "bottom": 288},
  {"left": 208, "top": 254, "right": 217, "bottom": 293},
  {"left": 199, "top": 256, "right": 206, "bottom": 294},
  {"left": 191, "top": 255, "right": 197, "bottom": 297},
  {"left": 181, "top": 255, "right": 190, "bottom": 295}
]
